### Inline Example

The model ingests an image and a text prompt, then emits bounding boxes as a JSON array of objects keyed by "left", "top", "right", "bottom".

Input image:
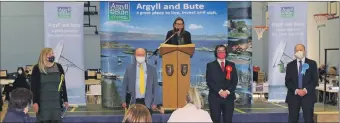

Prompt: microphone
[{"left": 149, "top": 29, "right": 179, "bottom": 59}]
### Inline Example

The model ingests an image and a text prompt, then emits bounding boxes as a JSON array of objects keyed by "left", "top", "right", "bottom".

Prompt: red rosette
[{"left": 226, "top": 65, "right": 232, "bottom": 80}]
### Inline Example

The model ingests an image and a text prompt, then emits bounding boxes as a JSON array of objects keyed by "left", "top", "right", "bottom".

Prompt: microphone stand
[{"left": 148, "top": 31, "right": 178, "bottom": 60}]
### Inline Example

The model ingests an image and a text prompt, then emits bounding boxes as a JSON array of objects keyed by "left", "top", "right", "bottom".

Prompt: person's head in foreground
[
  {"left": 294, "top": 44, "right": 306, "bottom": 60},
  {"left": 8, "top": 88, "right": 33, "bottom": 113},
  {"left": 122, "top": 104, "right": 152, "bottom": 123},
  {"left": 38, "top": 48, "right": 55, "bottom": 74},
  {"left": 186, "top": 87, "right": 204, "bottom": 109},
  {"left": 167, "top": 87, "right": 212, "bottom": 122}
]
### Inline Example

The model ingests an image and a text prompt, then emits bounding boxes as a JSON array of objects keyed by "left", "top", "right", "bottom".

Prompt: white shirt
[
  {"left": 217, "top": 59, "right": 229, "bottom": 94},
  {"left": 217, "top": 59, "right": 225, "bottom": 67},
  {"left": 295, "top": 57, "right": 307, "bottom": 94},
  {"left": 167, "top": 104, "right": 212, "bottom": 122},
  {"left": 297, "top": 57, "right": 305, "bottom": 74}
]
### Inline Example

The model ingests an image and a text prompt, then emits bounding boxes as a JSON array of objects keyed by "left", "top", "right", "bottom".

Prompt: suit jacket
[
  {"left": 285, "top": 58, "right": 318, "bottom": 104},
  {"left": 2, "top": 108, "right": 32, "bottom": 123},
  {"left": 121, "top": 63, "right": 159, "bottom": 108},
  {"left": 206, "top": 60, "right": 238, "bottom": 101},
  {"left": 165, "top": 30, "right": 192, "bottom": 45}
]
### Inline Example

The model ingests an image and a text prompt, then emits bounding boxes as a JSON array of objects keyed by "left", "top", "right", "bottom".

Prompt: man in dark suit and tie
[
  {"left": 285, "top": 44, "right": 318, "bottom": 123},
  {"left": 206, "top": 45, "right": 238, "bottom": 123},
  {"left": 121, "top": 48, "right": 159, "bottom": 114}
]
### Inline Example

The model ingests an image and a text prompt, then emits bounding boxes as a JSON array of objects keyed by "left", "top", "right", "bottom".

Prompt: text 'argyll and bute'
[{"left": 113, "top": 3, "right": 205, "bottom": 11}]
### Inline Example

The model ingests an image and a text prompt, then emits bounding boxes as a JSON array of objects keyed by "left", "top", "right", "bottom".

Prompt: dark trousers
[
  {"left": 288, "top": 98, "right": 314, "bottom": 123},
  {"left": 209, "top": 96, "right": 234, "bottom": 123},
  {"left": 135, "top": 98, "right": 153, "bottom": 115},
  {"left": 37, "top": 120, "right": 61, "bottom": 123}
]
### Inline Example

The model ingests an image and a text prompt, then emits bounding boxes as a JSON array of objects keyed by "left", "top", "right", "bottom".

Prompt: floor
[
  {"left": 1, "top": 100, "right": 338, "bottom": 122},
  {"left": 20, "top": 100, "right": 338, "bottom": 116}
]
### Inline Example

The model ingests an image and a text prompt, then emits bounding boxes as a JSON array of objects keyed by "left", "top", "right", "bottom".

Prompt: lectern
[{"left": 159, "top": 44, "right": 195, "bottom": 110}]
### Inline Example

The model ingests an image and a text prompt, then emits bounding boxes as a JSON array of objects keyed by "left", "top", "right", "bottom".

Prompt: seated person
[
  {"left": 167, "top": 87, "right": 212, "bottom": 122},
  {"left": 2, "top": 83, "right": 14, "bottom": 101},
  {"left": 2, "top": 88, "right": 33, "bottom": 123},
  {"left": 328, "top": 66, "right": 337, "bottom": 78},
  {"left": 13, "top": 67, "right": 30, "bottom": 90},
  {"left": 122, "top": 104, "right": 152, "bottom": 123},
  {"left": 318, "top": 64, "right": 326, "bottom": 82}
]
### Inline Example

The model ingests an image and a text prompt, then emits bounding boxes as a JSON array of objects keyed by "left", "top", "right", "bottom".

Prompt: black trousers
[
  {"left": 209, "top": 96, "right": 234, "bottom": 123},
  {"left": 288, "top": 98, "right": 314, "bottom": 123},
  {"left": 135, "top": 98, "right": 153, "bottom": 115},
  {"left": 37, "top": 120, "right": 61, "bottom": 123}
]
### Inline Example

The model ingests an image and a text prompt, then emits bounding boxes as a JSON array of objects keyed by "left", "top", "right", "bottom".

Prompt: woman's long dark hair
[
  {"left": 17, "top": 67, "right": 26, "bottom": 78},
  {"left": 172, "top": 17, "right": 185, "bottom": 33}
]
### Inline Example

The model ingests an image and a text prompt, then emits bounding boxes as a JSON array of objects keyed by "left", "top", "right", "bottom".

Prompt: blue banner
[
  {"left": 268, "top": 2, "right": 308, "bottom": 102},
  {"left": 100, "top": 2, "right": 252, "bottom": 105},
  {"left": 44, "top": 2, "right": 86, "bottom": 106}
]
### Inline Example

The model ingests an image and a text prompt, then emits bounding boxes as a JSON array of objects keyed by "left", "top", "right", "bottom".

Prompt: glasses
[
  {"left": 217, "top": 50, "right": 226, "bottom": 53},
  {"left": 176, "top": 23, "right": 183, "bottom": 25}
]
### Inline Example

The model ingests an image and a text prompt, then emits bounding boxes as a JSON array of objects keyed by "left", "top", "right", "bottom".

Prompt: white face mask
[
  {"left": 136, "top": 56, "right": 145, "bottom": 64},
  {"left": 294, "top": 51, "right": 304, "bottom": 59},
  {"left": 18, "top": 70, "right": 22, "bottom": 74}
]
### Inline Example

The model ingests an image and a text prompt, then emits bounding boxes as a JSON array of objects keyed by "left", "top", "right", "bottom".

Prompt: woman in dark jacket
[
  {"left": 31, "top": 48, "right": 69, "bottom": 123},
  {"left": 13, "top": 67, "right": 30, "bottom": 90}
]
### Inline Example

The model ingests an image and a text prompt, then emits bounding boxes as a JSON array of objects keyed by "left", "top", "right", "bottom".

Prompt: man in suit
[
  {"left": 285, "top": 44, "right": 318, "bottom": 123},
  {"left": 165, "top": 17, "right": 192, "bottom": 45},
  {"left": 206, "top": 45, "right": 238, "bottom": 123},
  {"left": 121, "top": 48, "right": 159, "bottom": 114}
]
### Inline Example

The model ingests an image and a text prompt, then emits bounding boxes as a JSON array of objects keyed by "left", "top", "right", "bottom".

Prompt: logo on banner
[
  {"left": 57, "top": 7, "right": 71, "bottom": 18},
  {"left": 281, "top": 7, "right": 294, "bottom": 18},
  {"left": 108, "top": 2, "right": 130, "bottom": 21}
]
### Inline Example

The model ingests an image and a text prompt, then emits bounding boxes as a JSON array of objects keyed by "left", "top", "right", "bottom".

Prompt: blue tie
[{"left": 298, "top": 61, "right": 303, "bottom": 89}]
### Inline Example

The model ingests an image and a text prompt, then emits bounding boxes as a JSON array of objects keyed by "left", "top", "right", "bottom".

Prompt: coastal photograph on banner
[
  {"left": 226, "top": 2, "right": 253, "bottom": 105},
  {"left": 268, "top": 2, "right": 307, "bottom": 102},
  {"left": 100, "top": 1, "right": 252, "bottom": 106}
]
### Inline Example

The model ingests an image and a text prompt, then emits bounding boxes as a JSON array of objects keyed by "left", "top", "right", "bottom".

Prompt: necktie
[
  {"left": 139, "top": 64, "right": 145, "bottom": 95},
  {"left": 298, "top": 61, "right": 303, "bottom": 88},
  {"left": 221, "top": 62, "right": 225, "bottom": 72}
]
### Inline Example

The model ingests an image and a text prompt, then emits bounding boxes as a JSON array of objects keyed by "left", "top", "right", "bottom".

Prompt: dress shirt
[
  {"left": 217, "top": 59, "right": 230, "bottom": 95},
  {"left": 295, "top": 57, "right": 307, "bottom": 95},
  {"left": 136, "top": 63, "right": 147, "bottom": 98}
]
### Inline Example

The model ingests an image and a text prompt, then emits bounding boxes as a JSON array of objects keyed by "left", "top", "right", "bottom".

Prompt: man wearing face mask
[
  {"left": 121, "top": 48, "right": 159, "bottom": 115},
  {"left": 206, "top": 45, "right": 238, "bottom": 123},
  {"left": 285, "top": 44, "right": 318, "bottom": 123}
]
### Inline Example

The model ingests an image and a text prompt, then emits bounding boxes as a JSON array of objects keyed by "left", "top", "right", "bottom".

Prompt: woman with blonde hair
[
  {"left": 122, "top": 104, "right": 152, "bottom": 123},
  {"left": 31, "top": 48, "right": 68, "bottom": 123},
  {"left": 167, "top": 87, "right": 212, "bottom": 122}
]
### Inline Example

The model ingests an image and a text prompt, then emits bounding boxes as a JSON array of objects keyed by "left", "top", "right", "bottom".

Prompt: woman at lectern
[
  {"left": 31, "top": 48, "right": 69, "bottom": 123},
  {"left": 165, "top": 17, "right": 192, "bottom": 45}
]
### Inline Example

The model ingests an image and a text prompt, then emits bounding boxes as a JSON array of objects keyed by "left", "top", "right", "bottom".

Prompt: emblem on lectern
[
  {"left": 181, "top": 64, "right": 188, "bottom": 76},
  {"left": 166, "top": 64, "right": 174, "bottom": 76}
]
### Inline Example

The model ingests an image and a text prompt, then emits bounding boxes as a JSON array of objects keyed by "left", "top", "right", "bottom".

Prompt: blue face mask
[{"left": 48, "top": 56, "right": 55, "bottom": 63}]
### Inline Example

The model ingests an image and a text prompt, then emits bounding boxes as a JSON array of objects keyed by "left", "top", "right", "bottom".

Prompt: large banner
[
  {"left": 268, "top": 2, "right": 307, "bottom": 102},
  {"left": 44, "top": 2, "right": 86, "bottom": 106},
  {"left": 100, "top": 2, "right": 252, "bottom": 106}
]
